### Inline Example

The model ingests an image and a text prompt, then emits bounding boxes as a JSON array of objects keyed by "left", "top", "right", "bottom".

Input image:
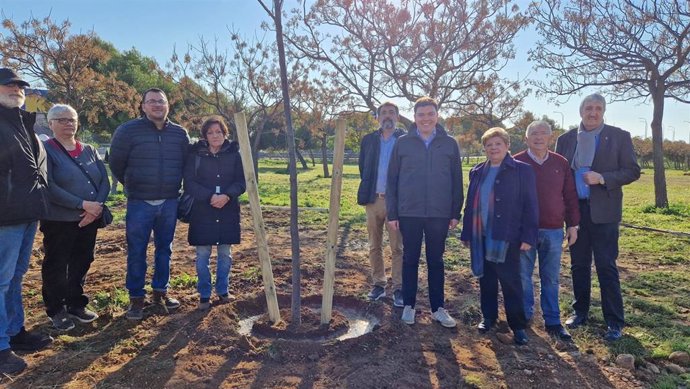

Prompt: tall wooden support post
[
  {"left": 234, "top": 112, "right": 281, "bottom": 323},
  {"left": 321, "top": 119, "right": 346, "bottom": 324}
]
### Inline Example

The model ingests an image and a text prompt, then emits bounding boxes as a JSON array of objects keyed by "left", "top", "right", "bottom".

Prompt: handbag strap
[{"left": 51, "top": 139, "right": 100, "bottom": 193}]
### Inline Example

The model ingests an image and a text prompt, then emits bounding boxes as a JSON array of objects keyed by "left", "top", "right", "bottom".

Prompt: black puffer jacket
[
  {"left": 386, "top": 123, "right": 463, "bottom": 220},
  {"left": 0, "top": 105, "right": 48, "bottom": 226},
  {"left": 184, "top": 140, "right": 246, "bottom": 246},
  {"left": 109, "top": 117, "right": 190, "bottom": 200}
]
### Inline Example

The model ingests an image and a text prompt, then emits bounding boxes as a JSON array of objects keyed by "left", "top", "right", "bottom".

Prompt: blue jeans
[
  {"left": 570, "top": 200, "right": 624, "bottom": 328},
  {"left": 0, "top": 222, "right": 37, "bottom": 350},
  {"left": 195, "top": 245, "right": 232, "bottom": 299},
  {"left": 398, "top": 217, "right": 449, "bottom": 312},
  {"left": 520, "top": 228, "right": 564, "bottom": 326},
  {"left": 125, "top": 199, "right": 178, "bottom": 298}
]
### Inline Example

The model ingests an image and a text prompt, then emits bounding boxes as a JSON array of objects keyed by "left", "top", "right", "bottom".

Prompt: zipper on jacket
[
  {"left": 5, "top": 168, "right": 12, "bottom": 204},
  {"left": 158, "top": 133, "right": 164, "bottom": 199}
]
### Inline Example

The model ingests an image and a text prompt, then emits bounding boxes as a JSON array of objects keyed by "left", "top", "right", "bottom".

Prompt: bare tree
[
  {"left": 258, "top": 0, "right": 302, "bottom": 326},
  {"left": 529, "top": 0, "right": 690, "bottom": 207},
  {"left": 285, "top": 0, "right": 529, "bottom": 123}
]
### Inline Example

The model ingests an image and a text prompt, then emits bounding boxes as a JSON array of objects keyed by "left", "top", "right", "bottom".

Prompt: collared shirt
[
  {"left": 375, "top": 132, "right": 397, "bottom": 193},
  {"left": 527, "top": 148, "right": 549, "bottom": 165},
  {"left": 417, "top": 128, "right": 437, "bottom": 149}
]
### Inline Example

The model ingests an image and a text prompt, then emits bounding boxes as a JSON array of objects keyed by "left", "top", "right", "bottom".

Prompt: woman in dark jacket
[
  {"left": 41, "top": 104, "right": 110, "bottom": 331},
  {"left": 460, "top": 127, "right": 538, "bottom": 345},
  {"left": 184, "top": 116, "right": 246, "bottom": 310}
]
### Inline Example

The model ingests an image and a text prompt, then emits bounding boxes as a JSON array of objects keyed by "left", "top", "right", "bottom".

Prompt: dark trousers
[
  {"left": 399, "top": 217, "right": 449, "bottom": 312},
  {"left": 40, "top": 220, "right": 99, "bottom": 317},
  {"left": 479, "top": 243, "right": 527, "bottom": 330},
  {"left": 569, "top": 200, "right": 624, "bottom": 328}
]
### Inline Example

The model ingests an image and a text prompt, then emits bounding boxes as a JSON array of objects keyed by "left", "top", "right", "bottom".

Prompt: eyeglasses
[
  {"left": 144, "top": 99, "right": 168, "bottom": 105},
  {"left": 51, "top": 118, "right": 77, "bottom": 125}
]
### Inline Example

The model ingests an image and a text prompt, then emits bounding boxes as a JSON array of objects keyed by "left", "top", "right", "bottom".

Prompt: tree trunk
[
  {"left": 321, "top": 134, "right": 330, "bottom": 178},
  {"left": 251, "top": 123, "right": 265, "bottom": 184},
  {"left": 650, "top": 89, "right": 669, "bottom": 208},
  {"left": 273, "top": 0, "right": 301, "bottom": 325},
  {"left": 295, "top": 149, "right": 308, "bottom": 170}
]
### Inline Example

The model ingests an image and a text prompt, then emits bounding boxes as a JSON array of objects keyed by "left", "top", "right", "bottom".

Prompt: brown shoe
[
  {"left": 152, "top": 291, "right": 180, "bottom": 310},
  {"left": 126, "top": 297, "right": 145, "bottom": 321}
]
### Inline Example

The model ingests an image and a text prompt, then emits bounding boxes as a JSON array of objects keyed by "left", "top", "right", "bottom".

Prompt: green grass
[
  {"left": 170, "top": 272, "right": 198, "bottom": 289},
  {"left": 93, "top": 288, "right": 130, "bottom": 311}
]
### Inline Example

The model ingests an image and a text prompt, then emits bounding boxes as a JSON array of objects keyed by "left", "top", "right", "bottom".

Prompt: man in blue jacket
[
  {"left": 357, "top": 102, "right": 405, "bottom": 307},
  {"left": 109, "top": 88, "right": 190, "bottom": 320},
  {"left": 386, "top": 96, "right": 463, "bottom": 328},
  {"left": 0, "top": 68, "right": 53, "bottom": 374}
]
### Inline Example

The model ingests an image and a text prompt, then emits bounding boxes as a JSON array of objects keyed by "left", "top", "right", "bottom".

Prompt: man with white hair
[
  {"left": 0, "top": 68, "right": 53, "bottom": 374},
  {"left": 556, "top": 93, "right": 640, "bottom": 341},
  {"left": 514, "top": 120, "right": 580, "bottom": 341}
]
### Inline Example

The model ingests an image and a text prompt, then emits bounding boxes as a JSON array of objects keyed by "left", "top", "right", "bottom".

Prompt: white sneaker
[
  {"left": 432, "top": 307, "right": 457, "bottom": 328},
  {"left": 401, "top": 305, "right": 416, "bottom": 325}
]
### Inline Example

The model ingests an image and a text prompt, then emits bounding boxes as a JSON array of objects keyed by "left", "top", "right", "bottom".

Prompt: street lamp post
[
  {"left": 684, "top": 121, "right": 690, "bottom": 144},
  {"left": 669, "top": 126, "right": 676, "bottom": 141},
  {"left": 553, "top": 111, "right": 564, "bottom": 129},
  {"left": 639, "top": 118, "right": 647, "bottom": 139}
]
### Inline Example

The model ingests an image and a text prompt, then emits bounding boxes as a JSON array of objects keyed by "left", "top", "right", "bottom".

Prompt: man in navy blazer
[{"left": 555, "top": 93, "right": 640, "bottom": 341}]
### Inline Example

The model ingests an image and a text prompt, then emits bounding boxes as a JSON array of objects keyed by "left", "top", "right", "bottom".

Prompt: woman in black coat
[{"left": 183, "top": 116, "right": 246, "bottom": 310}]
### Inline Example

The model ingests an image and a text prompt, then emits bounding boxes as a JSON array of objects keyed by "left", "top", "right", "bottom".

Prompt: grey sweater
[{"left": 43, "top": 139, "right": 111, "bottom": 222}]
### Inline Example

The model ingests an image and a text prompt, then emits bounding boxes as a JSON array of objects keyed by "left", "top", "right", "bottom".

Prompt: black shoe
[
  {"left": 565, "top": 313, "right": 588, "bottom": 329},
  {"left": 603, "top": 326, "right": 622, "bottom": 341},
  {"left": 477, "top": 319, "right": 496, "bottom": 334},
  {"left": 9, "top": 327, "right": 53, "bottom": 351},
  {"left": 67, "top": 306, "right": 99, "bottom": 323},
  {"left": 513, "top": 329, "right": 529, "bottom": 345},
  {"left": 0, "top": 349, "right": 27, "bottom": 374},
  {"left": 392, "top": 289, "right": 404, "bottom": 308},
  {"left": 367, "top": 286, "right": 385, "bottom": 301},
  {"left": 546, "top": 324, "right": 573, "bottom": 341}
]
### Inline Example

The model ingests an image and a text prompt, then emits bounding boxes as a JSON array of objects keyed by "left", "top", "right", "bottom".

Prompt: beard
[
  {"left": 381, "top": 118, "right": 395, "bottom": 130},
  {"left": 0, "top": 93, "right": 25, "bottom": 109}
]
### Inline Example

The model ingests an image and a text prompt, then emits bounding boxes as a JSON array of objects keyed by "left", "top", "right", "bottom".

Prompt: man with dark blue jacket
[
  {"left": 357, "top": 102, "right": 405, "bottom": 306},
  {"left": 109, "top": 88, "right": 190, "bottom": 320},
  {"left": 386, "top": 96, "right": 463, "bottom": 328},
  {"left": 0, "top": 68, "right": 53, "bottom": 374}
]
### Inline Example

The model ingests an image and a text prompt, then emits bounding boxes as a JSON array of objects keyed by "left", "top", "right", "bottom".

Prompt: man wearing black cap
[{"left": 0, "top": 68, "right": 53, "bottom": 374}]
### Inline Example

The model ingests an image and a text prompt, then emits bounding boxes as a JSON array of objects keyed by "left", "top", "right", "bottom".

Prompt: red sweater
[{"left": 514, "top": 150, "right": 580, "bottom": 229}]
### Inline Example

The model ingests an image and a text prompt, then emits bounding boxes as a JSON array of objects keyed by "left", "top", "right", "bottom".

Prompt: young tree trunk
[
  {"left": 295, "top": 149, "right": 308, "bottom": 170},
  {"left": 321, "top": 134, "right": 330, "bottom": 178},
  {"left": 650, "top": 89, "right": 669, "bottom": 208},
  {"left": 272, "top": 0, "right": 301, "bottom": 325}
]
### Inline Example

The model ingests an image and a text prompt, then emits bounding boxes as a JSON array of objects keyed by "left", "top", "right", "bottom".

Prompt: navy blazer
[
  {"left": 555, "top": 124, "right": 640, "bottom": 224},
  {"left": 460, "top": 154, "right": 538, "bottom": 246}
]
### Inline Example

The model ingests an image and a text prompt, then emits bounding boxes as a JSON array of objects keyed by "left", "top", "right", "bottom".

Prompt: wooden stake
[
  {"left": 321, "top": 119, "right": 346, "bottom": 324},
  {"left": 234, "top": 112, "right": 281, "bottom": 323}
]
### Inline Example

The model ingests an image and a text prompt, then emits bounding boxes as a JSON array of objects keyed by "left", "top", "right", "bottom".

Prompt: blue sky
[{"left": 2, "top": 0, "right": 688, "bottom": 141}]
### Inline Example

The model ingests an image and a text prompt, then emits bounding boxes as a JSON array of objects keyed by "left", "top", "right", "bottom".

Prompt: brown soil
[{"left": 3, "top": 205, "right": 652, "bottom": 388}]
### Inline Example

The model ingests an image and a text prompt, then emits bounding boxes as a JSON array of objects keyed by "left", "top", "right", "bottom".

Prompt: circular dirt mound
[
  {"left": 235, "top": 294, "right": 385, "bottom": 343},
  {"left": 252, "top": 306, "right": 349, "bottom": 340}
]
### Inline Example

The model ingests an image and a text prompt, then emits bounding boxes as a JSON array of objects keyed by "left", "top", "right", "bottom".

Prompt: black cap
[{"left": 0, "top": 68, "right": 30, "bottom": 87}]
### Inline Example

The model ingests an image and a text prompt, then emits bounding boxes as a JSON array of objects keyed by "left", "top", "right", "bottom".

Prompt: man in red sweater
[{"left": 514, "top": 120, "right": 580, "bottom": 341}]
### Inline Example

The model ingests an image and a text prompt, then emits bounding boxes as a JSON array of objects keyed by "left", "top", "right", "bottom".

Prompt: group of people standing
[
  {"left": 359, "top": 94, "right": 640, "bottom": 345},
  {"left": 0, "top": 69, "right": 245, "bottom": 374}
]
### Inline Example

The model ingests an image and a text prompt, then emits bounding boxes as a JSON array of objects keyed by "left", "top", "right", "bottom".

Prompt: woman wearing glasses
[
  {"left": 183, "top": 116, "right": 246, "bottom": 310},
  {"left": 40, "top": 104, "right": 110, "bottom": 331}
]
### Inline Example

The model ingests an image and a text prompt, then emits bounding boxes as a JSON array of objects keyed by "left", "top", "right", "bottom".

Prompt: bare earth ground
[{"left": 3, "top": 206, "right": 654, "bottom": 388}]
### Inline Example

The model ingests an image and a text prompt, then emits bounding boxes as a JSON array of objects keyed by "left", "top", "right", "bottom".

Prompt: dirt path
[{"left": 4, "top": 207, "right": 649, "bottom": 388}]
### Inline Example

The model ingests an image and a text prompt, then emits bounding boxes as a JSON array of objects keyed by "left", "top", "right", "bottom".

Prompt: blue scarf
[{"left": 470, "top": 163, "right": 510, "bottom": 278}]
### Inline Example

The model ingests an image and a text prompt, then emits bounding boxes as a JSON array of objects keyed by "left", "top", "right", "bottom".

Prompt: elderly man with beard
[
  {"left": 357, "top": 102, "right": 405, "bottom": 307},
  {"left": 0, "top": 68, "right": 53, "bottom": 374}
]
